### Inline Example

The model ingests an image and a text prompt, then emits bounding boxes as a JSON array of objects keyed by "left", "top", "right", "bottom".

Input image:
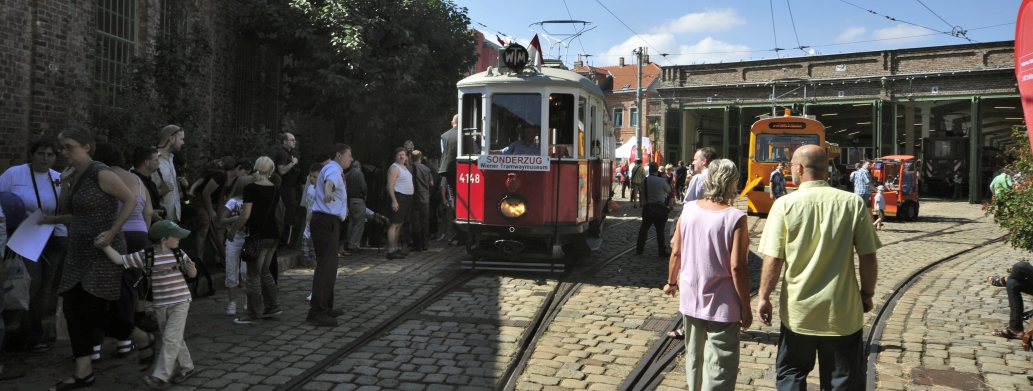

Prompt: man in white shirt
[
  {"left": 683, "top": 147, "right": 717, "bottom": 203},
  {"left": 308, "top": 144, "right": 352, "bottom": 327},
  {"left": 151, "top": 125, "right": 186, "bottom": 221}
]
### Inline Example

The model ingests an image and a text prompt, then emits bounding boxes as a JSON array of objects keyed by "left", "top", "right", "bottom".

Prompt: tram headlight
[{"left": 499, "top": 195, "right": 528, "bottom": 219}]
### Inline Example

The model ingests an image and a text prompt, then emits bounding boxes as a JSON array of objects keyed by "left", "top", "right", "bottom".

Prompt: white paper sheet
[{"left": 9, "top": 210, "right": 55, "bottom": 262}]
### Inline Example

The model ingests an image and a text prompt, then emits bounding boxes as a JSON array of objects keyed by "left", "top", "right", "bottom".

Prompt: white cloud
[
  {"left": 604, "top": 35, "right": 752, "bottom": 65},
  {"left": 651, "top": 9, "right": 746, "bottom": 34},
  {"left": 836, "top": 27, "right": 867, "bottom": 43},
  {"left": 871, "top": 24, "right": 934, "bottom": 42}
]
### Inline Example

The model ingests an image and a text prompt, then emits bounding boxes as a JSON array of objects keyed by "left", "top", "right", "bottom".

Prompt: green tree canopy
[{"left": 241, "top": 0, "right": 477, "bottom": 159}]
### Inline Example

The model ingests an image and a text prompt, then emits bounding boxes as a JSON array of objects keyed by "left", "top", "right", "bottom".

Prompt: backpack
[{"left": 135, "top": 246, "right": 187, "bottom": 301}]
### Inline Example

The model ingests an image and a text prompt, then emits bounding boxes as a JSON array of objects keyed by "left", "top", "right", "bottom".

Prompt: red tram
[{"left": 453, "top": 47, "right": 614, "bottom": 272}]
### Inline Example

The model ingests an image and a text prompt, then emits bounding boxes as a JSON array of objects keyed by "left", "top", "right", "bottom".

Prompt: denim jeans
[
  {"left": 775, "top": 323, "right": 864, "bottom": 391},
  {"left": 23, "top": 235, "right": 67, "bottom": 347},
  {"left": 245, "top": 239, "right": 281, "bottom": 319},
  {"left": 347, "top": 199, "right": 366, "bottom": 249}
]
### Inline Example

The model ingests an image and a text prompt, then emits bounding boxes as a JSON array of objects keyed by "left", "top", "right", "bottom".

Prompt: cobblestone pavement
[
  {"left": 874, "top": 243, "right": 1033, "bottom": 391},
  {"left": 2, "top": 197, "right": 1015, "bottom": 391}
]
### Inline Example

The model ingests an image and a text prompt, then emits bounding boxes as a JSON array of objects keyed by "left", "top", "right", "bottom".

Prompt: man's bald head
[
  {"left": 452, "top": 114, "right": 458, "bottom": 126},
  {"left": 792, "top": 144, "right": 828, "bottom": 178}
]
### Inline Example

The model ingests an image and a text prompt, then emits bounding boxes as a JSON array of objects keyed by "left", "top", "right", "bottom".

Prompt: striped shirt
[{"left": 121, "top": 250, "right": 192, "bottom": 307}]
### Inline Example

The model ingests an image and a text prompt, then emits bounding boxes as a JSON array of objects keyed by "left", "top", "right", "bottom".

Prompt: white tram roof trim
[{"left": 457, "top": 67, "right": 605, "bottom": 98}]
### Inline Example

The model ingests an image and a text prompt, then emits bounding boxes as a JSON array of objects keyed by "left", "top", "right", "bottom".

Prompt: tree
[
  {"left": 984, "top": 127, "right": 1033, "bottom": 254},
  {"left": 239, "top": 0, "right": 478, "bottom": 160}
]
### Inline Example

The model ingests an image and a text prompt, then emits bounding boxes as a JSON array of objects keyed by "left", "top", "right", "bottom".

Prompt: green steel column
[
  {"left": 723, "top": 106, "right": 732, "bottom": 159},
  {"left": 874, "top": 100, "right": 883, "bottom": 157},
  {"left": 969, "top": 96, "right": 982, "bottom": 204}
]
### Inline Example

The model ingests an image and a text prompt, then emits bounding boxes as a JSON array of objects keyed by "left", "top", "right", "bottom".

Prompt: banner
[{"left": 1017, "top": 0, "right": 1033, "bottom": 147}]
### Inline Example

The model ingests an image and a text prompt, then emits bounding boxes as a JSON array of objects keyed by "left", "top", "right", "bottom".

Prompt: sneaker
[
  {"left": 386, "top": 250, "right": 406, "bottom": 260},
  {"left": 306, "top": 313, "right": 338, "bottom": 327},
  {"left": 233, "top": 316, "right": 262, "bottom": 325},
  {"left": 262, "top": 308, "right": 283, "bottom": 318},
  {"left": 226, "top": 302, "right": 237, "bottom": 316},
  {"left": 327, "top": 309, "right": 344, "bottom": 318}
]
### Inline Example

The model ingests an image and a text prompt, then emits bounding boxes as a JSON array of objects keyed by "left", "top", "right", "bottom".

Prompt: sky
[{"left": 455, "top": 0, "right": 1021, "bottom": 68}]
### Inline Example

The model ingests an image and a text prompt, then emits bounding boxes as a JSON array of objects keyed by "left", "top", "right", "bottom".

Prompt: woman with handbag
[
  {"left": 226, "top": 157, "right": 282, "bottom": 325},
  {"left": 635, "top": 162, "right": 672, "bottom": 258}
]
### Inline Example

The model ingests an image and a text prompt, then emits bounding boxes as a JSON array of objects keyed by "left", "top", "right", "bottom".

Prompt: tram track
[{"left": 276, "top": 214, "right": 647, "bottom": 391}]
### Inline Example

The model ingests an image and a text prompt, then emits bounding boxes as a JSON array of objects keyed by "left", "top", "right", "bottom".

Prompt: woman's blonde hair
[
  {"left": 253, "top": 156, "right": 274, "bottom": 179},
  {"left": 703, "top": 159, "right": 740, "bottom": 205}
]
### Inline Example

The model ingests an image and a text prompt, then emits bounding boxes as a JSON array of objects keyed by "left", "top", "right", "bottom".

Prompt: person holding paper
[{"left": 0, "top": 139, "right": 68, "bottom": 352}]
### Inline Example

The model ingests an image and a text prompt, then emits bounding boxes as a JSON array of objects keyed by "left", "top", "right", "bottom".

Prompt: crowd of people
[{"left": 0, "top": 115, "right": 466, "bottom": 388}]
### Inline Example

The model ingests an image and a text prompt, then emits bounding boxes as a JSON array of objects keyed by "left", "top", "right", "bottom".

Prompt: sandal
[
  {"left": 1024, "top": 330, "right": 1033, "bottom": 352},
  {"left": 138, "top": 333, "right": 157, "bottom": 371},
  {"left": 141, "top": 375, "right": 167, "bottom": 389},
  {"left": 49, "top": 372, "right": 94, "bottom": 391},
  {"left": 667, "top": 329, "right": 686, "bottom": 340},
  {"left": 992, "top": 328, "right": 1025, "bottom": 340},
  {"left": 988, "top": 276, "right": 1007, "bottom": 287}
]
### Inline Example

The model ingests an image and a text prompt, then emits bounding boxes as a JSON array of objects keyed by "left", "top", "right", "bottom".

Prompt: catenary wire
[
  {"left": 837, "top": 0, "right": 977, "bottom": 43},
  {"left": 768, "top": 0, "right": 783, "bottom": 55},
  {"left": 591, "top": 0, "right": 675, "bottom": 65},
  {"left": 916, "top": 0, "right": 957, "bottom": 30},
  {"left": 785, "top": 0, "right": 809, "bottom": 53},
  {"left": 562, "top": 0, "right": 588, "bottom": 59}
]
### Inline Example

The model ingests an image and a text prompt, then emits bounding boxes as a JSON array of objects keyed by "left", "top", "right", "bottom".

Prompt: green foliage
[
  {"left": 984, "top": 127, "right": 1033, "bottom": 253},
  {"left": 238, "top": 0, "right": 478, "bottom": 159},
  {"left": 88, "top": 9, "right": 213, "bottom": 172}
]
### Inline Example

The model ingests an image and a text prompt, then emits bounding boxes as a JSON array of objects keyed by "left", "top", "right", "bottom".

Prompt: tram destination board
[
  {"left": 478, "top": 155, "right": 550, "bottom": 171},
  {"left": 768, "top": 122, "right": 807, "bottom": 129}
]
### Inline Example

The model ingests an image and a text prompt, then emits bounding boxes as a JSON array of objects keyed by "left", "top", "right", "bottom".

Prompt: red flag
[
  {"left": 496, "top": 35, "right": 506, "bottom": 46},
  {"left": 528, "top": 34, "right": 544, "bottom": 66},
  {"left": 1017, "top": 0, "right": 1033, "bottom": 147}
]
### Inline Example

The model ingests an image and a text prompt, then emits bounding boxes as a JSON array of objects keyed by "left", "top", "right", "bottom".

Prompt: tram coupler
[{"left": 495, "top": 239, "right": 525, "bottom": 255}]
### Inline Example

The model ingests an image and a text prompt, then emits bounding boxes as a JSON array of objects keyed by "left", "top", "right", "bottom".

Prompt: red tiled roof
[{"left": 573, "top": 63, "right": 661, "bottom": 92}]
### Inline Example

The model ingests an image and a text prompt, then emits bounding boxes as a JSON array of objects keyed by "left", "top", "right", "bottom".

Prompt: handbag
[
  {"left": 3, "top": 252, "right": 31, "bottom": 311},
  {"left": 643, "top": 176, "right": 671, "bottom": 217}
]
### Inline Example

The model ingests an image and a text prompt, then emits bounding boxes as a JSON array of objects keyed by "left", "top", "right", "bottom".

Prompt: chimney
[
  {"left": 574, "top": 60, "right": 584, "bottom": 68},
  {"left": 619, "top": 57, "right": 625, "bottom": 67},
  {"left": 643, "top": 54, "right": 649, "bottom": 64}
]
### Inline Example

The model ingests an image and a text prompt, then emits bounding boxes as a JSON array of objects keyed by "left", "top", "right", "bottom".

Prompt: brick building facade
[
  {"left": 656, "top": 41, "right": 1021, "bottom": 202},
  {"left": 574, "top": 60, "right": 662, "bottom": 154},
  {"left": 0, "top": 0, "right": 297, "bottom": 172}
]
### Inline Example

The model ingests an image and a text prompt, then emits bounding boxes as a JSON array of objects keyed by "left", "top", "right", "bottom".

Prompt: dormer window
[{"left": 622, "top": 84, "right": 631, "bottom": 90}]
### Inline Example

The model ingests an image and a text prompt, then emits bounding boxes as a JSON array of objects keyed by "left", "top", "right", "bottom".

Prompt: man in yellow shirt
[{"left": 756, "top": 144, "right": 881, "bottom": 390}]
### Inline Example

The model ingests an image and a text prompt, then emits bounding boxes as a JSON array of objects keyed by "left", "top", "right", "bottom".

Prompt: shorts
[
  {"left": 389, "top": 193, "right": 413, "bottom": 224},
  {"left": 631, "top": 182, "right": 642, "bottom": 193},
  {"left": 877, "top": 210, "right": 885, "bottom": 219},
  {"left": 859, "top": 195, "right": 872, "bottom": 209}
]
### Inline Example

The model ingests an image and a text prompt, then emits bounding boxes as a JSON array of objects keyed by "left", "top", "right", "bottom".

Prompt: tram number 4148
[{"left": 459, "top": 173, "right": 481, "bottom": 184}]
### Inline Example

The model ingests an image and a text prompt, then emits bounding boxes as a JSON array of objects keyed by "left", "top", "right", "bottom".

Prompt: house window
[
  {"left": 630, "top": 107, "right": 638, "bottom": 127},
  {"left": 614, "top": 108, "right": 624, "bottom": 127},
  {"left": 95, "top": 0, "right": 138, "bottom": 100}
]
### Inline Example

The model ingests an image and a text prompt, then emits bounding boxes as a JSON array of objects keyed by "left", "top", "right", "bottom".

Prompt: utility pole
[{"left": 634, "top": 47, "right": 644, "bottom": 163}]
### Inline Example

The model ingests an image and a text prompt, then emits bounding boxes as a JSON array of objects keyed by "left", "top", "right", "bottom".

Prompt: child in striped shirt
[{"left": 101, "top": 220, "right": 196, "bottom": 389}]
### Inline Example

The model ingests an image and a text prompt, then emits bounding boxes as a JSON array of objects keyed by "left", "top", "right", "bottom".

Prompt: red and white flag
[
  {"left": 496, "top": 35, "right": 507, "bottom": 46},
  {"left": 528, "top": 34, "right": 544, "bottom": 66}
]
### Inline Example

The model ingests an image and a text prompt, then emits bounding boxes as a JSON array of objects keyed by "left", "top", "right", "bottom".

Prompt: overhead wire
[
  {"left": 785, "top": 0, "right": 809, "bottom": 53},
  {"left": 916, "top": 0, "right": 956, "bottom": 30},
  {"left": 562, "top": 0, "right": 587, "bottom": 58},
  {"left": 768, "top": 0, "right": 783, "bottom": 55},
  {"left": 591, "top": 0, "right": 674, "bottom": 65},
  {"left": 836, "top": 0, "right": 977, "bottom": 43}
]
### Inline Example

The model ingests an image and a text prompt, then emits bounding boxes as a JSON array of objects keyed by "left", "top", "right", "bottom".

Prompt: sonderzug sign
[{"left": 478, "top": 155, "right": 550, "bottom": 171}]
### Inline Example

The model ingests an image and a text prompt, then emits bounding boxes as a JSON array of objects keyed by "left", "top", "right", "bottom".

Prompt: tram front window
[
  {"left": 754, "top": 134, "right": 820, "bottom": 162},
  {"left": 489, "top": 94, "right": 542, "bottom": 155}
]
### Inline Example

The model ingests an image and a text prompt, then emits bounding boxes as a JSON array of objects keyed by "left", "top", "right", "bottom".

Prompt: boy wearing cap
[
  {"left": 873, "top": 186, "right": 886, "bottom": 230},
  {"left": 100, "top": 220, "right": 196, "bottom": 388}
]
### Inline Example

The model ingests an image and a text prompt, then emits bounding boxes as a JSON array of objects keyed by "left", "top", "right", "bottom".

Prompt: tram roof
[{"left": 458, "top": 67, "right": 605, "bottom": 98}]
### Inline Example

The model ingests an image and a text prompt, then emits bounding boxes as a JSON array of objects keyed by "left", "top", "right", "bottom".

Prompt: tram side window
[
  {"left": 931, "top": 140, "right": 952, "bottom": 158},
  {"left": 489, "top": 94, "right": 542, "bottom": 155},
  {"left": 549, "top": 93, "right": 575, "bottom": 158},
  {"left": 460, "top": 94, "right": 483, "bottom": 156},
  {"left": 754, "top": 134, "right": 819, "bottom": 162}
]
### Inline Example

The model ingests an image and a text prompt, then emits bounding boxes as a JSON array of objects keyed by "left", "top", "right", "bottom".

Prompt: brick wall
[{"left": 0, "top": 2, "right": 34, "bottom": 168}]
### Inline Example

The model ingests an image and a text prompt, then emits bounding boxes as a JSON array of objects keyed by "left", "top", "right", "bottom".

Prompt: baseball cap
[{"left": 149, "top": 220, "right": 191, "bottom": 239}]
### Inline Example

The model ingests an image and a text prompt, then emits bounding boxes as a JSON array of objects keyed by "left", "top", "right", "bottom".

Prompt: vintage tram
[
  {"left": 740, "top": 110, "right": 840, "bottom": 214},
  {"left": 452, "top": 47, "right": 614, "bottom": 272}
]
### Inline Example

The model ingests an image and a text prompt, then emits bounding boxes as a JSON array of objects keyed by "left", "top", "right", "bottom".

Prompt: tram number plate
[{"left": 458, "top": 173, "right": 481, "bottom": 184}]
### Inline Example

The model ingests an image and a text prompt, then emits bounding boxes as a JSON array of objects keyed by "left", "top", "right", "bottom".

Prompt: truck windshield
[{"left": 754, "top": 134, "right": 820, "bottom": 162}]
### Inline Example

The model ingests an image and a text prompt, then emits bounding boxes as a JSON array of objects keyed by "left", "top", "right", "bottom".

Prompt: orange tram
[
  {"left": 452, "top": 45, "right": 614, "bottom": 272},
  {"left": 741, "top": 110, "right": 840, "bottom": 214}
]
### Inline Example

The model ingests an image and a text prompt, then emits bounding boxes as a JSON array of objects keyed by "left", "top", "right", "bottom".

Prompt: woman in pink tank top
[{"left": 663, "top": 159, "right": 751, "bottom": 391}]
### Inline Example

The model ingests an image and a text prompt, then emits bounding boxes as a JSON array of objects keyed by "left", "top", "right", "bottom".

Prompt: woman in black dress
[{"left": 43, "top": 127, "right": 155, "bottom": 391}]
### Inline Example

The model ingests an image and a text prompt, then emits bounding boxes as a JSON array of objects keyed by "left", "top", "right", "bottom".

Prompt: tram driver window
[
  {"left": 489, "top": 94, "right": 542, "bottom": 155},
  {"left": 754, "top": 134, "right": 819, "bottom": 162},
  {"left": 548, "top": 93, "right": 575, "bottom": 158},
  {"left": 460, "top": 93, "right": 483, "bottom": 156}
]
